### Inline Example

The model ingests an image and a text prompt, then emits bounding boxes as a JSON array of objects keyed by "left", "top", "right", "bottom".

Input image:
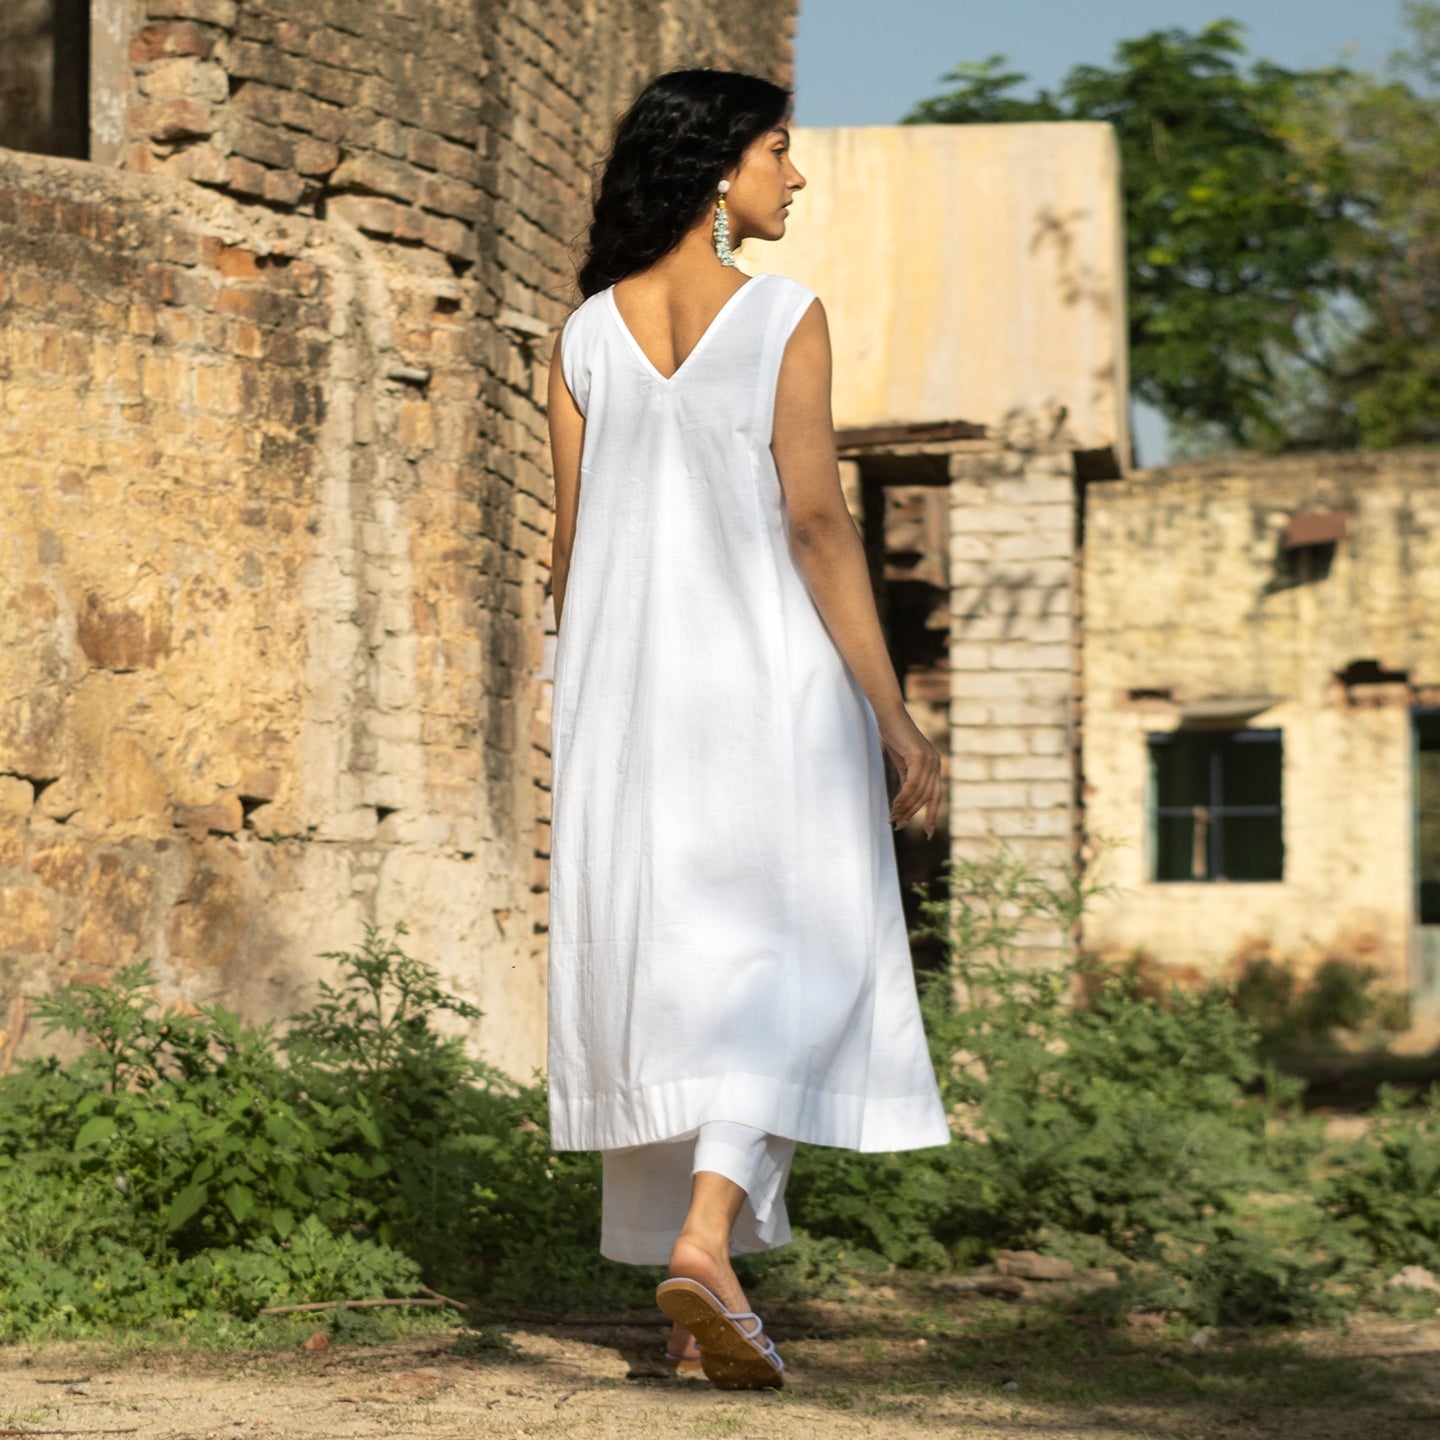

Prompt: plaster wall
[
  {"left": 743, "top": 123, "right": 1129, "bottom": 462},
  {"left": 1082, "top": 451, "right": 1440, "bottom": 993}
]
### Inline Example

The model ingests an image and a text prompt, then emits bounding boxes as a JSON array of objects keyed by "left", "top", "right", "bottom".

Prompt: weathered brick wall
[
  {"left": 1081, "top": 450, "right": 1440, "bottom": 997},
  {"left": 0, "top": 0, "right": 796, "bottom": 1074},
  {"left": 948, "top": 446, "right": 1079, "bottom": 956}
]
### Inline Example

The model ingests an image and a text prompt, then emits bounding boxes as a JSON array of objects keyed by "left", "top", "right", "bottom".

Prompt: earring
[{"left": 712, "top": 179, "right": 737, "bottom": 268}]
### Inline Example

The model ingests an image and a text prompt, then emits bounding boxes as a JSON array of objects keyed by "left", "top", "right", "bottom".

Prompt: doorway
[{"left": 1414, "top": 709, "right": 1440, "bottom": 1011}]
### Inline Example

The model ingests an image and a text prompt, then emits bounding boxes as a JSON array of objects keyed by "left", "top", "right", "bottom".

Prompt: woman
[{"left": 546, "top": 69, "right": 950, "bottom": 1390}]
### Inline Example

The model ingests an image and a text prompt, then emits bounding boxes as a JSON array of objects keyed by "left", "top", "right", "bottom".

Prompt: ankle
[{"left": 669, "top": 1226, "right": 726, "bottom": 1272}]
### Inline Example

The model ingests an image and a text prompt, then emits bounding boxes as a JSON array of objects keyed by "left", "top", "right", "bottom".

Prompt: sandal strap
[{"left": 726, "top": 1309, "right": 781, "bottom": 1361}]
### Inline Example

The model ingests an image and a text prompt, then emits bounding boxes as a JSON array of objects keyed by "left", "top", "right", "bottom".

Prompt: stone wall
[
  {"left": 0, "top": 0, "right": 796, "bottom": 1075},
  {"left": 1081, "top": 450, "right": 1440, "bottom": 998}
]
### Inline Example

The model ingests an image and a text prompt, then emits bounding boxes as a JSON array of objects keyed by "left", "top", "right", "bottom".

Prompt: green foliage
[
  {"left": 1324, "top": 1085, "right": 1440, "bottom": 1271},
  {"left": 911, "top": 850, "right": 1282, "bottom": 1253},
  {"left": 1229, "top": 954, "right": 1411, "bottom": 1065},
  {"left": 0, "top": 889, "right": 1431, "bottom": 1343},
  {"left": 735, "top": 1229, "right": 860, "bottom": 1302},
  {"left": 461, "top": 1084, "right": 654, "bottom": 1312},
  {"left": 0, "top": 925, "right": 651, "bottom": 1341},
  {"left": 906, "top": 21, "right": 1355, "bottom": 449},
  {"left": 3, "top": 962, "right": 356, "bottom": 1259},
  {"left": 281, "top": 921, "right": 511, "bottom": 1273},
  {"left": 1278, "top": 3, "right": 1440, "bottom": 448},
  {"left": 1155, "top": 1222, "right": 1346, "bottom": 1328},
  {"left": 785, "top": 846, "right": 1358, "bottom": 1328},
  {"left": 907, "top": 6, "right": 1440, "bottom": 452}
]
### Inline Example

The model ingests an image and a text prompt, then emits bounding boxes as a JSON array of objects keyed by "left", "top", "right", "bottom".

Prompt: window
[
  {"left": 1418, "top": 711, "right": 1440, "bottom": 925},
  {"left": 1148, "top": 729, "right": 1284, "bottom": 882},
  {"left": 0, "top": 1, "right": 91, "bottom": 160}
]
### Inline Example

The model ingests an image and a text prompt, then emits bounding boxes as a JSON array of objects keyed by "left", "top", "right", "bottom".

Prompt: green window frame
[{"left": 1148, "top": 729, "right": 1284, "bottom": 882}]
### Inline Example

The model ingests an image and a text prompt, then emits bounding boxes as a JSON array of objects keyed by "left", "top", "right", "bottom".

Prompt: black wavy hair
[{"left": 577, "top": 69, "right": 792, "bottom": 298}]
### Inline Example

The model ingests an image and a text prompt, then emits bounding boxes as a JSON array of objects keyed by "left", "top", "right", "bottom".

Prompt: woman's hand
[{"left": 878, "top": 708, "right": 942, "bottom": 839}]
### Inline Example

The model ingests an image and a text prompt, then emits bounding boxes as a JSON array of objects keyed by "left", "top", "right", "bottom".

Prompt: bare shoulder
[{"left": 781, "top": 290, "right": 830, "bottom": 363}]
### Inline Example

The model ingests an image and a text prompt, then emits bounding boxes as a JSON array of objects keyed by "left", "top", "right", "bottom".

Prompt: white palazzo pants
[{"left": 600, "top": 1121, "right": 798, "bottom": 1266}]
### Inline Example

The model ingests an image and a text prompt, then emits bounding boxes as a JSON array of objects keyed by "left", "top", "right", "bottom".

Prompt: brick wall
[
  {"left": 0, "top": 0, "right": 796, "bottom": 1074},
  {"left": 948, "top": 447, "right": 1079, "bottom": 956}
]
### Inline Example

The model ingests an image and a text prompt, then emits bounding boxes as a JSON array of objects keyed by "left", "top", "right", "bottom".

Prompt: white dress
[{"left": 548, "top": 271, "right": 950, "bottom": 1259}]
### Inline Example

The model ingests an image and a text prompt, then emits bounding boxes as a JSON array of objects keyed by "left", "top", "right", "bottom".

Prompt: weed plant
[
  {"left": 0, "top": 925, "right": 646, "bottom": 1340},
  {"left": 1, "top": 856, "right": 1434, "bottom": 1342},
  {"left": 785, "top": 849, "right": 1369, "bottom": 1327}
]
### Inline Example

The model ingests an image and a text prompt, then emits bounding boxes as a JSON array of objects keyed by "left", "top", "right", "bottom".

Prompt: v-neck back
[{"left": 606, "top": 274, "right": 769, "bottom": 385}]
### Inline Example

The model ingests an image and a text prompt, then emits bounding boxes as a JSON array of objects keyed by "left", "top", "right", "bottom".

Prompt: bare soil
[{"left": 3, "top": 1290, "right": 1439, "bottom": 1440}]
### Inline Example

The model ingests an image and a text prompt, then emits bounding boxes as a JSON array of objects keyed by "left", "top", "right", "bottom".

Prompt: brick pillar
[{"left": 947, "top": 448, "right": 1078, "bottom": 957}]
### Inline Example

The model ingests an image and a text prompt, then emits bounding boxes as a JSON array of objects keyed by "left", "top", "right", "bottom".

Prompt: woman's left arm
[{"left": 547, "top": 330, "right": 585, "bottom": 629}]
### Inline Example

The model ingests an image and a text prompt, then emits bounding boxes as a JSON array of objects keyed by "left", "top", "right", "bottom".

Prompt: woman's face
[{"left": 723, "top": 126, "right": 806, "bottom": 244}]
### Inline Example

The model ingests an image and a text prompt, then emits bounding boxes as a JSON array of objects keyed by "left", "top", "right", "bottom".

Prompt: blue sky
[
  {"left": 792, "top": 0, "right": 1414, "bottom": 463},
  {"left": 793, "top": 0, "right": 1410, "bottom": 126}
]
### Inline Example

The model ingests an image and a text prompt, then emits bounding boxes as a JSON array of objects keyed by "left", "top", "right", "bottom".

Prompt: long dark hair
[{"left": 577, "top": 69, "right": 792, "bottom": 298}]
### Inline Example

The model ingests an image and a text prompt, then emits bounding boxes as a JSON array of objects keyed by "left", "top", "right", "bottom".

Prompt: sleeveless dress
[{"left": 548, "top": 271, "right": 950, "bottom": 1257}]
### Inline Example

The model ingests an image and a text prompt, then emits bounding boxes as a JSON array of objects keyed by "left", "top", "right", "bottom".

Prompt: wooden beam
[{"left": 835, "top": 418, "right": 988, "bottom": 451}]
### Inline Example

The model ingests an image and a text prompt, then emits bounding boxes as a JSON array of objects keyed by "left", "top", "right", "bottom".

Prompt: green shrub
[
  {"left": 0, "top": 870, "right": 1422, "bottom": 1343},
  {"left": 461, "top": 1082, "right": 655, "bottom": 1312},
  {"left": 183, "top": 1215, "right": 424, "bottom": 1316},
  {"left": 1231, "top": 954, "right": 1411, "bottom": 1061},
  {"left": 1324, "top": 1084, "right": 1440, "bottom": 1272},
  {"left": 0, "top": 924, "right": 652, "bottom": 1338},
  {"left": 1149, "top": 1221, "right": 1346, "bottom": 1328},
  {"left": 785, "top": 847, "right": 1345, "bottom": 1327},
  {"left": 2, "top": 962, "right": 360, "bottom": 1258}
]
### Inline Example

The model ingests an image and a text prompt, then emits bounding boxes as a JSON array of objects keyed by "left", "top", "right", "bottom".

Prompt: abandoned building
[
  {"left": 757, "top": 128, "right": 1440, "bottom": 1017},
  {"left": 2, "top": 3, "right": 1437, "bottom": 1085},
  {"left": 1081, "top": 451, "right": 1440, "bottom": 1013}
]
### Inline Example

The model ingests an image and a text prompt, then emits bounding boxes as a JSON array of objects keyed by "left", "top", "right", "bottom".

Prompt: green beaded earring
[{"left": 713, "top": 179, "right": 737, "bottom": 268}]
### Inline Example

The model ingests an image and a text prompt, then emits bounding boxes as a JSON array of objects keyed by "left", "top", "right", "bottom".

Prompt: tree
[
  {"left": 905, "top": 22, "right": 1358, "bottom": 451},
  {"left": 1283, "top": 2, "right": 1440, "bottom": 448}
]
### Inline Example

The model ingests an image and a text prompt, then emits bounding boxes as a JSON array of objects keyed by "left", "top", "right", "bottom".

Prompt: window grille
[{"left": 1148, "top": 729, "right": 1283, "bottom": 882}]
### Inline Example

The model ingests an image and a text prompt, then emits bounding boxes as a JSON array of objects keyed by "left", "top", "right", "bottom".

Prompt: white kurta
[{"left": 548, "top": 271, "right": 950, "bottom": 1168}]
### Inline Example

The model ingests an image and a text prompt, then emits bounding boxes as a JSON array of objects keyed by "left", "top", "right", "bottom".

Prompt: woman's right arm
[
  {"left": 770, "top": 299, "right": 942, "bottom": 838},
  {"left": 547, "top": 329, "right": 585, "bottom": 630}
]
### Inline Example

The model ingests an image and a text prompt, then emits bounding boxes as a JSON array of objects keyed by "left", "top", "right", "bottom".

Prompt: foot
[
  {"left": 667, "top": 1224, "right": 750, "bottom": 1352},
  {"left": 665, "top": 1322, "right": 702, "bottom": 1362},
  {"left": 669, "top": 1224, "right": 749, "bottom": 1312}
]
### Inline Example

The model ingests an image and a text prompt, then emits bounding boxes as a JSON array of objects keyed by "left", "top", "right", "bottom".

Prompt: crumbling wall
[{"left": 0, "top": 0, "right": 797, "bottom": 1075}]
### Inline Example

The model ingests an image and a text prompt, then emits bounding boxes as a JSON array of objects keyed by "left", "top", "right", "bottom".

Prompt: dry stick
[
  {"left": 257, "top": 1296, "right": 450, "bottom": 1316},
  {"left": 257, "top": 1286, "right": 470, "bottom": 1317},
  {"left": 418, "top": 1283, "right": 469, "bottom": 1310}
]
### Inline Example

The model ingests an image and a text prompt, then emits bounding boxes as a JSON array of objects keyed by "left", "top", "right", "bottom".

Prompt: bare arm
[
  {"left": 770, "top": 299, "right": 941, "bottom": 837},
  {"left": 547, "top": 328, "right": 585, "bottom": 630}
]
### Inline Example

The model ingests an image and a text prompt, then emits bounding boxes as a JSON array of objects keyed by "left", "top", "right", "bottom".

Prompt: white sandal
[{"left": 656, "top": 1277, "right": 785, "bottom": 1390}]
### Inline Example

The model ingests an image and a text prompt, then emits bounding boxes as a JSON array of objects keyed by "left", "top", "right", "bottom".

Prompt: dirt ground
[{"left": 3, "top": 1293, "right": 1440, "bottom": 1440}]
